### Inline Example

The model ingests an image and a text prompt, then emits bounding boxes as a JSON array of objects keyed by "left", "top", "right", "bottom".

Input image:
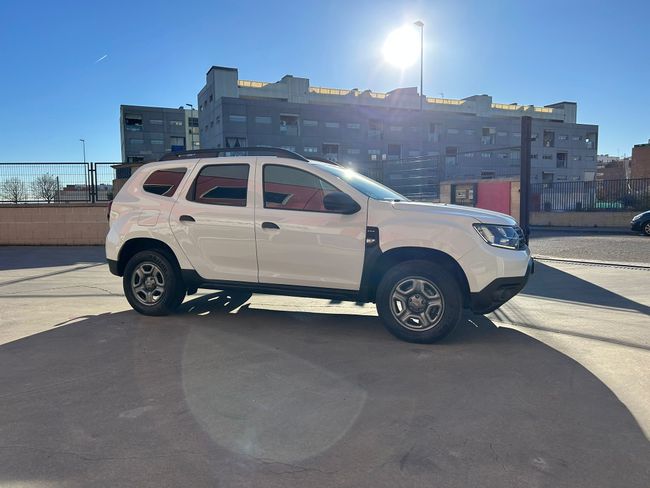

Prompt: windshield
[{"left": 312, "top": 162, "right": 408, "bottom": 201}]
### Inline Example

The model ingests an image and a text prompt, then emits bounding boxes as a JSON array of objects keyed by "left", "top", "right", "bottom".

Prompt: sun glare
[{"left": 382, "top": 25, "right": 420, "bottom": 69}]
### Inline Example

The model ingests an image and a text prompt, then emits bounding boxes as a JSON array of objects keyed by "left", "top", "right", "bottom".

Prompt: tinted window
[
  {"left": 312, "top": 163, "right": 407, "bottom": 201},
  {"left": 143, "top": 168, "right": 186, "bottom": 197},
  {"left": 263, "top": 165, "right": 338, "bottom": 212},
  {"left": 191, "top": 164, "right": 249, "bottom": 207}
]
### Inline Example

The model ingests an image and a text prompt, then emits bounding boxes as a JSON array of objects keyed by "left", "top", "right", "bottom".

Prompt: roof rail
[
  {"left": 306, "top": 155, "right": 343, "bottom": 166},
  {"left": 159, "top": 147, "right": 309, "bottom": 162}
]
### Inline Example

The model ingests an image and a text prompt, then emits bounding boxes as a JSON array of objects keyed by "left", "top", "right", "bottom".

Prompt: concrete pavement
[{"left": 0, "top": 246, "right": 649, "bottom": 487}]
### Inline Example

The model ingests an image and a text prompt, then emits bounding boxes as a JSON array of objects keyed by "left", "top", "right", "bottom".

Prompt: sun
[{"left": 382, "top": 25, "right": 420, "bottom": 69}]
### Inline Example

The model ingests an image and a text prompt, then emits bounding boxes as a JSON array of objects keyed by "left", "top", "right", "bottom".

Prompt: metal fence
[
  {"left": 0, "top": 162, "right": 117, "bottom": 203},
  {"left": 358, "top": 156, "right": 441, "bottom": 200},
  {"left": 531, "top": 178, "right": 650, "bottom": 212}
]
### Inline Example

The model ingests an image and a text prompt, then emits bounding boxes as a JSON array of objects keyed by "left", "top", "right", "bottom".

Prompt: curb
[{"left": 533, "top": 255, "right": 650, "bottom": 270}]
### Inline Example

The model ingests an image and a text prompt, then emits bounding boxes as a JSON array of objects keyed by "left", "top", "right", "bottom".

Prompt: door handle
[
  {"left": 179, "top": 215, "right": 196, "bottom": 222},
  {"left": 261, "top": 221, "right": 280, "bottom": 230}
]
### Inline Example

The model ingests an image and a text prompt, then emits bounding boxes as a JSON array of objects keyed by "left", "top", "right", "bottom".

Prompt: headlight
[{"left": 473, "top": 223, "right": 524, "bottom": 250}]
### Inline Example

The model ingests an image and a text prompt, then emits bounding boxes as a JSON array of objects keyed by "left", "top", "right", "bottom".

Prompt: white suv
[{"left": 106, "top": 148, "right": 533, "bottom": 343}]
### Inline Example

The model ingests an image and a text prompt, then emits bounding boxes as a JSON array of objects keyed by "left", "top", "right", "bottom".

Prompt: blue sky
[{"left": 1, "top": 0, "right": 648, "bottom": 162}]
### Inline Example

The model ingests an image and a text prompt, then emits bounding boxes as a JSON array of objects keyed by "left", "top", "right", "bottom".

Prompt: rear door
[
  {"left": 254, "top": 162, "right": 368, "bottom": 290},
  {"left": 169, "top": 159, "right": 258, "bottom": 282}
]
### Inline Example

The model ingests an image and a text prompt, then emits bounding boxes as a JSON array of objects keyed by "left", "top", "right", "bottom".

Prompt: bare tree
[
  {"left": 1, "top": 177, "right": 27, "bottom": 204},
  {"left": 31, "top": 173, "right": 59, "bottom": 203}
]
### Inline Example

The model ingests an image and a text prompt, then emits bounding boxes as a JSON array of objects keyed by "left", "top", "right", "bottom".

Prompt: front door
[
  {"left": 169, "top": 161, "right": 258, "bottom": 282},
  {"left": 255, "top": 163, "right": 367, "bottom": 290}
]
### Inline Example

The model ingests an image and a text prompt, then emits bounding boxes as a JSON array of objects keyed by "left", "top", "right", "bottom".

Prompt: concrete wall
[
  {"left": 0, "top": 204, "right": 108, "bottom": 245},
  {"left": 530, "top": 211, "right": 636, "bottom": 228}
]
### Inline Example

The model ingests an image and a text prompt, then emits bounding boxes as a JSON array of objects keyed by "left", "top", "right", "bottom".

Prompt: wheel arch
[
  {"left": 116, "top": 238, "right": 181, "bottom": 277},
  {"left": 364, "top": 246, "right": 471, "bottom": 306}
]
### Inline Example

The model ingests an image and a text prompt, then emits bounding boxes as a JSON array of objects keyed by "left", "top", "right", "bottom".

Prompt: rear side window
[
  {"left": 143, "top": 168, "right": 186, "bottom": 197},
  {"left": 189, "top": 164, "right": 249, "bottom": 207},
  {"left": 263, "top": 165, "right": 338, "bottom": 212}
]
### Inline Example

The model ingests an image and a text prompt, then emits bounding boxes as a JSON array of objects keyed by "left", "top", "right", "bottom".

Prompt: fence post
[
  {"left": 519, "top": 116, "right": 532, "bottom": 243},
  {"left": 89, "top": 163, "right": 96, "bottom": 203}
]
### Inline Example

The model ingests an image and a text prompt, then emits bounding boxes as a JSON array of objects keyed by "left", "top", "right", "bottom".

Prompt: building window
[
  {"left": 481, "top": 170, "right": 496, "bottom": 179},
  {"left": 303, "top": 119, "right": 318, "bottom": 127},
  {"left": 324, "top": 121, "right": 340, "bottom": 129},
  {"left": 558, "top": 134, "right": 568, "bottom": 141},
  {"left": 447, "top": 128, "right": 459, "bottom": 135},
  {"left": 368, "top": 149, "right": 381, "bottom": 161},
  {"left": 407, "top": 150, "right": 420, "bottom": 157},
  {"left": 280, "top": 115, "right": 299, "bottom": 135},
  {"left": 585, "top": 132, "right": 597, "bottom": 149},
  {"left": 387, "top": 144, "right": 401, "bottom": 160},
  {"left": 531, "top": 133, "right": 538, "bottom": 141},
  {"left": 464, "top": 129, "right": 475, "bottom": 136},
  {"left": 190, "top": 164, "right": 249, "bottom": 207},
  {"left": 322, "top": 143, "right": 340, "bottom": 161},
  {"left": 193, "top": 141, "right": 200, "bottom": 147},
  {"left": 347, "top": 148, "right": 361, "bottom": 154},
  {"left": 511, "top": 151, "right": 520, "bottom": 160},
  {"left": 209, "top": 94, "right": 213, "bottom": 103},
  {"left": 543, "top": 130, "right": 555, "bottom": 147},
  {"left": 445, "top": 147, "right": 457, "bottom": 166},
  {"left": 229, "top": 114, "right": 247, "bottom": 123},
  {"left": 170, "top": 136, "right": 185, "bottom": 146},
  {"left": 369, "top": 119, "right": 382, "bottom": 140},
  {"left": 572, "top": 135, "right": 582, "bottom": 141},
  {"left": 303, "top": 146, "right": 318, "bottom": 153},
  {"left": 512, "top": 132, "right": 521, "bottom": 138},
  {"left": 188, "top": 117, "right": 199, "bottom": 127},
  {"left": 255, "top": 116, "right": 272, "bottom": 124},
  {"left": 150, "top": 139, "right": 164, "bottom": 145},
  {"left": 429, "top": 123, "right": 441, "bottom": 143},
  {"left": 542, "top": 154, "right": 553, "bottom": 160},
  {"left": 169, "top": 120, "right": 183, "bottom": 127},
  {"left": 573, "top": 155, "right": 582, "bottom": 161},
  {"left": 497, "top": 152, "right": 509, "bottom": 159},
  {"left": 143, "top": 168, "right": 186, "bottom": 197},
  {"left": 347, "top": 123, "right": 361, "bottom": 129},
  {"left": 124, "top": 115, "right": 143, "bottom": 131},
  {"left": 150, "top": 119, "right": 163, "bottom": 125},
  {"left": 225, "top": 137, "right": 247, "bottom": 148},
  {"left": 481, "top": 127, "right": 496, "bottom": 145},
  {"left": 497, "top": 131, "right": 508, "bottom": 137},
  {"left": 481, "top": 152, "right": 491, "bottom": 158},
  {"left": 557, "top": 152, "right": 568, "bottom": 168},
  {"left": 216, "top": 115, "right": 221, "bottom": 124},
  {"left": 531, "top": 154, "right": 538, "bottom": 159},
  {"left": 465, "top": 152, "right": 475, "bottom": 158}
]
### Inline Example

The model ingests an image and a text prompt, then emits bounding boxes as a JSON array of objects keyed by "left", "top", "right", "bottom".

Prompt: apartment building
[
  {"left": 197, "top": 66, "right": 599, "bottom": 194},
  {"left": 120, "top": 105, "right": 200, "bottom": 163}
]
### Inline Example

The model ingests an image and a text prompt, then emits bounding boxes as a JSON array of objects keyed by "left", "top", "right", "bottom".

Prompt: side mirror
[{"left": 323, "top": 192, "right": 361, "bottom": 214}]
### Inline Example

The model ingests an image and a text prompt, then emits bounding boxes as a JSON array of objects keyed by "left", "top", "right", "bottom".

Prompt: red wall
[{"left": 476, "top": 181, "right": 511, "bottom": 215}]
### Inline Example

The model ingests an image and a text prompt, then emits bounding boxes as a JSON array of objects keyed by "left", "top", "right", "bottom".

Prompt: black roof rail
[{"left": 159, "top": 147, "right": 309, "bottom": 162}]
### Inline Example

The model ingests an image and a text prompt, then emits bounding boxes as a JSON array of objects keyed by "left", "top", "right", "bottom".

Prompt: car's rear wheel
[
  {"left": 376, "top": 260, "right": 463, "bottom": 343},
  {"left": 123, "top": 250, "right": 185, "bottom": 316}
]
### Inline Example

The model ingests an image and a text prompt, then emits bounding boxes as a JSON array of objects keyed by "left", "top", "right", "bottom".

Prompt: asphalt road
[
  {"left": 0, "top": 246, "right": 649, "bottom": 488},
  {"left": 529, "top": 230, "right": 650, "bottom": 264}
]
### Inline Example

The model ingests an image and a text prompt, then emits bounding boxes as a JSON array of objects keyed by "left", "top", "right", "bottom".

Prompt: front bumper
[
  {"left": 631, "top": 220, "right": 643, "bottom": 232},
  {"left": 470, "top": 258, "right": 534, "bottom": 314}
]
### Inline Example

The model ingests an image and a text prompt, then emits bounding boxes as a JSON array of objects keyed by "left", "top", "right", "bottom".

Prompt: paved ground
[
  {"left": 0, "top": 246, "right": 649, "bottom": 487},
  {"left": 529, "top": 229, "right": 650, "bottom": 264}
]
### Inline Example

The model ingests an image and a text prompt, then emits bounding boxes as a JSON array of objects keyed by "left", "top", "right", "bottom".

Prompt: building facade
[
  {"left": 596, "top": 155, "right": 630, "bottom": 180},
  {"left": 631, "top": 142, "right": 650, "bottom": 179},
  {"left": 197, "top": 66, "right": 598, "bottom": 195},
  {"left": 120, "top": 105, "right": 200, "bottom": 163}
]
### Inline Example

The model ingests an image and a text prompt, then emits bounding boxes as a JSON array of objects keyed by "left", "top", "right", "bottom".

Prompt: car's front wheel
[
  {"left": 123, "top": 250, "right": 185, "bottom": 316},
  {"left": 643, "top": 221, "right": 650, "bottom": 236},
  {"left": 376, "top": 260, "right": 463, "bottom": 343}
]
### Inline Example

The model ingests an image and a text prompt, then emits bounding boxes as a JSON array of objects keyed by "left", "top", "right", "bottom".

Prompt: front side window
[
  {"left": 143, "top": 168, "right": 187, "bottom": 197},
  {"left": 190, "top": 164, "right": 249, "bottom": 207},
  {"left": 312, "top": 163, "right": 406, "bottom": 201},
  {"left": 263, "top": 165, "right": 338, "bottom": 212}
]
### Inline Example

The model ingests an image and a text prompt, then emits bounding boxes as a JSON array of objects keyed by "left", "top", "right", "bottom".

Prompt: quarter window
[
  {"left": 143, "top": 168, "right": 186, "bottom": 197},
  {"left": 263, "top": 165, "right": 338, "bottom": 212},
  {"left": 190, "top": 164, "right": 249, "bottom": 207}
]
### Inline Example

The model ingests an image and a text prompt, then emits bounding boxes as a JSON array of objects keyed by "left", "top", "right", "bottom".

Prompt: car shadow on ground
[
  {"left": 0, "top": 246, "right": 105, "bottom": 271},
  {"left": 519, "top": 261, "right": 650, "bottom": 315},
  {"left": 1, "top": 291, "right": 648, "bottom": 488}
]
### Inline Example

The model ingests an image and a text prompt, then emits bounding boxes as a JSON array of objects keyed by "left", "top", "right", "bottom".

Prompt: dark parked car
[{"left": 630, "top": 211, "right": 650, "bottom": 236}]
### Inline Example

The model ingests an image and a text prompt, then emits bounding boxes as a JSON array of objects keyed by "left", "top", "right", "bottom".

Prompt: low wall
[
  {"left": 530, "top": 211, "right": 636, "bottom": 228},
  {"left": 0, "top": 204, "right": 109, "bottom": 245}
]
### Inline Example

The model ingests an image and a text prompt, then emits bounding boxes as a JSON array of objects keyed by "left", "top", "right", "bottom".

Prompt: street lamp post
[
  {"left": 414, "top": 20, "right": 424, "bottom": 111},
  {"left": 79, "top": 138, "right": 86, "bottom": 163},
  {"left": 185, "top": 103, "right": 195, "bottom": 150}
]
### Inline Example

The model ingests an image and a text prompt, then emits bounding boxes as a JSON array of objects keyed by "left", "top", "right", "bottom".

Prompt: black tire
[
  {"left": 376, "top": 260, "right": 463, "bottom": 344},
  {"left": 643, "top": 221, "right": 650, "bottom": 236},
  {"left": 123, "top": 250, "right": 186, "bottom": 316}
]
